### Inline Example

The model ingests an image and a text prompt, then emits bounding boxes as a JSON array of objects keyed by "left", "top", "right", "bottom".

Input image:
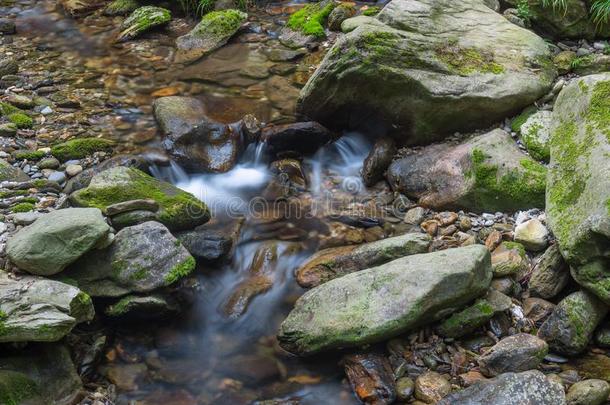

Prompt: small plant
[
  {"left": 540, "top": 0, "right": 569, "bottom": 11},
  {"left": 516, "top": 0, "right": 532, "bottom": 23},
  {"left": 196, "top": 0, "right": 215, "bottom": 15},
  {"left": 571, "top": 55, "right": 594, "bottom": 69},
  {"left": 591, "top": 0, "right": 610, "bottom": 27}
]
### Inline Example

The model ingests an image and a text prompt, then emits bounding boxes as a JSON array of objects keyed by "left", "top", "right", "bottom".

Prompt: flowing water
[{"left": 5, "top": 1, "right": 386, "bottom": 403}]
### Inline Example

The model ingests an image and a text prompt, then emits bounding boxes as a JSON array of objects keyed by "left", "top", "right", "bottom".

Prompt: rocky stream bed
[{"left": 0, "top": 0, "right": 609, "bottom": 404}]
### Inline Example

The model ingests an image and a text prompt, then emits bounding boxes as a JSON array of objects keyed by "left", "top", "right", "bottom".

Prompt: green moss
[
  {"left": 522, "top": 122, "right": 550, "bottom": 161},
  {"left": 362, "top": 6, "right": 381, "bottom": 16},
  {"left": 287, "top": 2, "right": 335, "bottom": 38},
  {"left": 0, "top": 102, "right": 19, "bottom": 116},
  {"left": 587, "top": 80, "right": 610, "bottom": 141},
  {"left": 0, "top": 371, "right": 39, "bottom": 405},
  {"left": 435, "top": 42, "right": 504, "bottom": 76},
  {"left": 105, "top": 296, "right": 132, "bottom": 316},
  {"left": 438, "top": 299, "right": 495, "bottom": 338},
  {"left": 502, "top": 241, "right": 527, "bottom": 259},
  {"left": 50, "top": 137, "right": 114, "bottom": 161},
  {"left": 10, "top": 202, "right": 34, "bottom": 213},
  {"left": 72, "top": 168, "right": 209, "bottom": 231},
  {"left": 192, "top": 9, "right": 247, "bottom": 37},
  {"left": 7, "top": 113, "right": 33, "bottom": 129},
  {"left": 12, "top": 150, "right": 45, "bottom": 160},
  {"left": 468, "top": 149, "right": 546, "bottom": 211},
  {"left": 164, "top": 256, "right": 195, "bottom": 285},
  {"left": 104, "top": 0, "right": 138, "bottom": 15},
  {"left": 511, "top": 106, "right": 537, "bottom": 133},
  {"left": 130, "top": 266, "right": 148, "bottom": 281},
  {"left": 0, "top": 190, "right": 28, "bottom": 199},
  {"left": 571, "top": 55, "right": 594, "bottom": 69}
]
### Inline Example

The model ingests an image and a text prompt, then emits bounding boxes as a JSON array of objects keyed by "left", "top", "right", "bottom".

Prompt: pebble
[
  {"left": 514, "top": 219, "right": 549, "bottom": 251},
  {"left": 40, "top": 106, "right": 53, "bottom": 115},
  {"left": 415, "top": 371, "right": 451, "bottom": 403},
  {"left": 404, "top": 207, "right": 426, "bottom": 225},
  {"left": 47, "top": 171, "right": 66, "bottom": 184},
  {"left": 65, "top": 164, "right": 83, "bottom": 177}
]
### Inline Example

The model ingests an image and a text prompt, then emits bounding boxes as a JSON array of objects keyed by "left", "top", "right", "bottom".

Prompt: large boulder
[
  {"left": 0, "top": 344, "right": 82, "bottom": 405},
  {"left": 438, "top": 370, "right": 565, "bottom": 404},
  {"left": 296, "top": 233, "right": 431, "bottom": 288},
  {"left": 505, "top": 0, "right": 610, "bottom": 39},
  {"left": 546, "top": 74, "right": 610, "bottom": 303},
  {"left": 175, "top": 10, "right": 247, "bottom": 64},
  {"left": 297, "top": 0, "right": 556, "bottom": 143},
  {"left": 62, "top": 221, "right": 195, "bottom": 298},
  {"left": 6, "top": 208, "right": 110, "bottom": 276},
  {"left": 278, "top": 245, "right": 492, "bottom": 355},
  {"left": 386, "top": 129, "right": 547, "bottom": 212},
  {"left": 0, "top": 273, "right": 94, "bottom": 343},
  {"left": 152, "top": 96, "right": 241, "bottom": 173},
  {"left": 70, "top": 167, "right": 210, "bottom": 231}
]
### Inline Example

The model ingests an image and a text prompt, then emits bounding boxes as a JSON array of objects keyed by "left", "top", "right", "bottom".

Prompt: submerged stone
[{"left": 278, "top": 245, "right": 492, "bottom": 355}]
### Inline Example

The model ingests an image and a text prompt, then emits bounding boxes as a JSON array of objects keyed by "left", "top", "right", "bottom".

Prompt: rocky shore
[{"left": 0, "top": 0, "right": 609, "bottom": 404}]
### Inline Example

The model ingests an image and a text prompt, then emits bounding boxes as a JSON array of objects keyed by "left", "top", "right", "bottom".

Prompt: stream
[{"left": 6, "top": 0, "right": 382, "bottom": 403}]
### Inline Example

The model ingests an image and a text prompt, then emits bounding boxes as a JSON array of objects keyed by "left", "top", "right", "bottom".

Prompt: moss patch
[
  {"left": 435, "top": 41, "right": 504, "bottom": 76},
  {"left": 0, "top": 102, "right": 33, "bottom": 129},
  {"left": 104, "top": 0, "right": 139, "bottom": 15},
  {"left": 587, "top": 80, "right": 610, "bottom": 141},
  {"left": 362, "top": 6, "right": 381, "bottom": 16},
  {"left": 522, "top": 121, "right": 550, "bottom": 161},
  {"left": 437, "top": 299, "right": 495, "bottom": 338},
  {"left": 193, "top": 9, "right": 247, "bottom": 37},
  {"left": 165, "top": 256, "right": 196, "bottom": 285},
  {"left": 10, "top": 202, "right": 34, "bottom": 213},
  {"left": 287, "top": 2, "right": 335, "bottom": 38},
  {"left": 0, "top": 371, "right": 40, "bottom": 405},
  {"left": 12, "top": 150, "right": 45, "bottom": 161},
  {"left": 511, "top": 106, "right": 537, "bottom": 133},
  {"left": 51, "top": 137, "right": 114, "bottom": 161},
  {"left": 468, "top": 149, "right": 546, "bottom": 211}
]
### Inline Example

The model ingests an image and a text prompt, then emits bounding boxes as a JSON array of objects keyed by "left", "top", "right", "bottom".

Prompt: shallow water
[{"left": 6, "top": 0, "right": 380, "bottom": 403}]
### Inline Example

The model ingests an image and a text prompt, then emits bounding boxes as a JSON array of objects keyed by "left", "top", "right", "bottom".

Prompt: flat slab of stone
[{"left": 278, "top": 245, "right": 492, "bottom": 355}]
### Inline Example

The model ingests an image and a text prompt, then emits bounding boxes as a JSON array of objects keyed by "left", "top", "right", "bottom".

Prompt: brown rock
[
  {"left": 362, "top": 137, "right": 396, "bottom": 186},
  {"left": 485, "top": 230, "right": 503, "bottom": 251},
  {"left": 260, "top": 121, "right": 336, "bottom": 156},
  {"left": 343, "top": 353, "right": 396, "bottom": 405},
  {"left": 415, "top": 371, "right": 451, "bottom": 403}
]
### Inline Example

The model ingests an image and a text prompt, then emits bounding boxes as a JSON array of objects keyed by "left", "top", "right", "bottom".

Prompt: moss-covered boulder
[
  {"left": 70, "top": 167, "right": 210, "bottom": 231},
  {"left": 295, "top": 232, "right": 431, "bottom": 288},
  {"left": 538, "top": 290, "right": 608, "bottom": 356},
  {"left": 50, "top": 137, "right": 114, "bottom": 162},
  {"left": 6, "top": 208, "right": 110, "bottom": 276},
  {"left": 519, "top": 110, "right": 552, "bottom": 162},
  {"left": 505, "top": 0, "right": 610, "bottom": 39},
  {"left": 278, "top": 245, "right": 492, "bottom": 355},
  {"left": 0, "top": 273, "right": 94, "bottom": 343},
  {"left": 0, "top": 159, "right": 29, "bottom": 182},
  {"left": 546, "top": 74, "right": 610, "bottom": 303},
  {"left": 491, "top": 241, "right": 529, "bottom": 277},
  {"left": 103, "top": 0, "right": 139, "bottom": 16},
  {"left": 0, "top": 102, "right": 33, "bottom": 129},
  {"left": 529, "top": 244, "right": 569, "bottom": 299},
  {"left": 62, "top": 221, "right": 195, "bottom": 298},
  {"left": 117, "top": 6, "right": 171, "bottom": 42},
  {"left": 386, "top": 129, "right": 547, "bottom": 213},
  {"left": 298, "top": 0, "right": 556, "bottom": 143},
  {"left": 175, "top": 10, "right": 247, "bottom": 64}
]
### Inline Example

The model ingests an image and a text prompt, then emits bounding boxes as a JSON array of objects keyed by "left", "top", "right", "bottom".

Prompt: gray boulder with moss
[
  {"left": 62, "top": 221, "right": 195, "bottom": 298},
  {"left": 295, "top": 232, "right": 431, "bottom": 288},
  {"left": 6, "top": 208, "right": 110, "bottom": 276},
  {"left": 70, "top": 166, "right": 210, "bottom": 231},
  {"left": 477, "top": 333, "right": 548, "bottom": 377},
  {"left": 0, "top": 344, "right": 82, "bottom": 405},
  {"left": 0, "top": 273, "right": 94, "bottom": 343},
  {"left": 386, "top": 129, "right": 547, "bottom": 213},
  {"left": 298, "top": 0, "right": 556, "bottom": 143},
  {"left": 175, "top": 10, "right": 247, "bottom": 64},
  {"left": 505, "top": 0, "right": 610, "bottom": 39},
  {"left": 519, "top": 110, "right": 552, "bottom": 162},
  {"left": 117, "top": 6, "right": 171, "bottom": 42},
  {"left": 546, "top": 74, "right": 610, "bottom": 303},
  {"left": 538, "top": 290, "right": 608, "bottom": 356},
  {"left": 278, "top": 245, "right": 492, "bottom": 355}
]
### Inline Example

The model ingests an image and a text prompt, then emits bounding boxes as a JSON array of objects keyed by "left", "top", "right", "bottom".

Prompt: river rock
[
  {"left": 0, "top": 18, "right": 16, "bottom": 34},
  {"left": 70, "top": 167, "right": 210, "bottom": 231},
  {"left": 519, "top": 110, "right": 552, "bottom": 162},
  {"left": 505, "top": 0, "right": 610, "bottom": 39},
  {"left": 6, "top": 208, "right": 110, "bottom": 275},
  {"left": 514, "top": 218, "right": 548, "bottom": 252},
  {"left": 104, "top": 294, "right": 180, "bottom": 319},
  {"left": 478, "top": 334, "right": 548, "bottom": 377},
  {"left": 547, "top": 73, "right": 610, "bottom": 303},
  {"left": 595, "top": 322, "right": 610, "bottom": 347},
  {"left": 117, "top": 6, "right": 171, "bottom": 42},
  {"left": 529, "top": 244, "right": 569, "bottom": 299},
  {"left": 343, "top": 353, "right": 396, "bottom": 405},
  {"left": 566, "top": 379, "right": 610, "bottom": 405},
  {"left": 62, "top": 221, "right": 195, "bottom": 298},
  {"left": 259, "top": 121, "right": 335, "bottom": 156},
  {"left": 0, "top": 57, "right": 18, "bottom": 77},
  {"left": 524, "top": 297, "right": 556, "bottom": 326},
  {"left": 362, "top": 137, "right": 396, "bottom": 186},
  {"left": 0, "top": 344, "right": 82, "bottom": 405},
  {"left": 491, "top": 241, "right": 529, "bottom": 277},
  {"left": 0, "top": 159, "right": 29, "bottom": 182},
  {"left": 573, "top": 54, "right": 610, "bottom": 76},
  {"left": 278, "top": 244, "right": 492, "bottom": 355},
  {"left": 386, "top": 129, "right": 547, "bottom": 212},
  {"left": 538, "top": 291, "right": 608, "bottom": 356},
  {"left": 415, "top": 371, "right": 451, "bottom": 403},
  {"left": 175, "top": 10, "right": 247, "bottom": 64},
  {"left": 153, "top": 96, "right": 241, "bottom": 172},
  {"left": 437, "top": 290, "right": 512, "bottom": 338},
  {"left": 295, "top": 233, "right": 431, "bottom": 288},
  {"left": 60, "top": 0, "right": 105, "bottom": 16},
  {"left": 298, "top": 0, "right": 555, "bottom": 143},
  {"left": 0, "top": 273, "right": 94, "bottom": 343},
  {"left": 438, "top": 370, "right": 565, "bottom": 404},
  {"left": 328, "top": 3, "right": 356, "bottom": 31},
  {"left": 176, "top": 219, "right": 242, "bottom": 263}
]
